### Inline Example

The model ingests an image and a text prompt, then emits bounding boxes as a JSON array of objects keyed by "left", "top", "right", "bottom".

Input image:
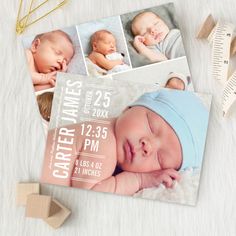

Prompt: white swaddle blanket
[{"left": 105, "top": 52, "right": 130, "bottom": 74}]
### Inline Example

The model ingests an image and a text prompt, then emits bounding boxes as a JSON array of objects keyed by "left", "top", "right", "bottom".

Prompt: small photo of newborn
[
  {"left": 120, "top": 3, "right": 186, "bottom": 68},
  {"left": 77, "top": 16, "right": 132, "bottom": 77},
  {"left": 22, "top": 26, "right": 88, "bottom": 92},
  {"left": 165, "top": 72, "right": 190, "bottom": 91}
]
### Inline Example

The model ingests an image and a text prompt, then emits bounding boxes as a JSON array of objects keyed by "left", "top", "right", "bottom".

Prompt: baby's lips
[
  {"left": 50, "top": 65, "right": 60, "bottom": 72},
  {"left": 58, "top": 63, "right": 63, "bottom": 71}
]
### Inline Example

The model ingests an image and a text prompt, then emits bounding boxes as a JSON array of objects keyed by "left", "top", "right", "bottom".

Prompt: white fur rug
[{"left": 1, "top": 0, "right": 236, "bottom": 235}]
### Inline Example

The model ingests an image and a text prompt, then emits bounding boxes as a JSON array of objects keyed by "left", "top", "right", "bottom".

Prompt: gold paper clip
[{"left": 16, "top": 0, "right": 69, "bottom": 34}]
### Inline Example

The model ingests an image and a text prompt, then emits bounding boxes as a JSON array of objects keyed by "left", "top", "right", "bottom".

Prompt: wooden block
[
  {"left": 197, "top": 14, "right": 216, "bottom": 39},
  {"left": 44, "top": 199, "right": 71, "bottom": 229},
  {"left": 16, "top": 183, "right": 40, "bottom": 206},
  {"left": 230, "top": 37, "right": 236, "bottom": 56},
  {"left": 25, "top": 194, "right": 52, "bottom": 218}
]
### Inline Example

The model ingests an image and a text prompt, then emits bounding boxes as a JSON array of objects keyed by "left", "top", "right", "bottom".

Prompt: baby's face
[
  {"left": 31, "top": 34, "right": 74, "bottom": 73},
  {"left": 166, "top": 78, "right": 185, "bottom": 90},
  {"left": 115, "top": 106, "right": 182, "bottom": 173},
  {"left": 93, "top": 33, "right": 117, "bottom": 55},
  {"left": 132, "top": 12, "right": 170, "bottom": 46}
]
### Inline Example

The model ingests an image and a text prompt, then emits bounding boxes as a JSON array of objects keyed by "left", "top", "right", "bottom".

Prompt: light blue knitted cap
[{"left": 129, "top": 89, "right": 209, "bottom": 170}]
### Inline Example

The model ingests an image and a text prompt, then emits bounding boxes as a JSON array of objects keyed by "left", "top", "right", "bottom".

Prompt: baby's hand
[
  {"left": 49, "top": 72, "right": 57, "bottom": 86},
  {"left": 48, "top": 78, "right": 56, "bottom": 87},
  {"left": 133, "top": 35, "right": 146, "bottom": 52},
  {"left": 40, "top": 71, "right": 56, "bottom": 85},
  {"left": 61, "top": 60, "right": 68, "bottom": 72},
  {"left": 139, "top": 169, "right": 181, "bottom": 189},
  {"left": 44, "top": 71, "right": 57, "bottom": 86}
]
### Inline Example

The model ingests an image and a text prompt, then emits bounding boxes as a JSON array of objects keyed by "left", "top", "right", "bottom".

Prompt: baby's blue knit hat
[{"left": 129, "top": 89, "right": 209, "bottom": 170}]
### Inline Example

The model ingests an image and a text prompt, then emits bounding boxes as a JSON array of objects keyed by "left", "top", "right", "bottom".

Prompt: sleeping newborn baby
[
  {"left": 42, "top": 90, "right": 208, "bottom": 195},
  {"left": 88, "top": 30, "right": 130, "bottom": 74},
  {"left": 131, "top": 11, "right": 185, "bottom": 62},
  {"left": 26, "top": 30, "right": 75, "bottom": 91}
]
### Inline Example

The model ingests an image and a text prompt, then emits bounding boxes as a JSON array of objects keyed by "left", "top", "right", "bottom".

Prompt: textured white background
[{"left": 1, "top": 0, "right": 236, "bottom": 235}]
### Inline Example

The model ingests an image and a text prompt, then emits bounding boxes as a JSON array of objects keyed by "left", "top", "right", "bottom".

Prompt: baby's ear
[
  {"left": 92, "top": 42, "right": 97, "bottom": 51},
  {"left": 31, "top": 38, "right": 40, "bottom": 53}
]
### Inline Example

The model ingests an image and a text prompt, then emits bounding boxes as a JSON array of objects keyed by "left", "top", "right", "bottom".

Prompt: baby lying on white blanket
[
  {"left": 131, "top": 11, "right": 185, "bottom": 62},
  {"left": 88, "top": 30, "right": 130, "bottom": 75}
]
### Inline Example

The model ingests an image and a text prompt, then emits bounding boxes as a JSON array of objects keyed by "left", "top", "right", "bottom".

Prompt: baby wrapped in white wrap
[{"left": 105, "top": 52, "right": 130, "bottom": 74}]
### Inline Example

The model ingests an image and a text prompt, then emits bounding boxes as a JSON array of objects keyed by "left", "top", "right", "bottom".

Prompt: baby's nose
[
  {"left": 57, "top": 58, "right": 62, "bottom": 63},
  {"left": 140, "top": 138, "right": 152, "bottom": 157},
  {"left": 57, "top": 55, "right": 64, "bottom": 62}
]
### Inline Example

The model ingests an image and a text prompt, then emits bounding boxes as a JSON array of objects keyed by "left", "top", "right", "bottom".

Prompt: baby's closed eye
[{"left": 53, "top": 48, "right": 62, "bottom": 55}]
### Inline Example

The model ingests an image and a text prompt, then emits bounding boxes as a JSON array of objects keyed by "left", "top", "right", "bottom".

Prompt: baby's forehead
[
  {"left": 132, "top": 12, "right": 161, "bottom": 34},
  {"left": 141, "top": 11, "right": 159, "bottom": 18},
  {"left": 135, "top": 12, "right": 160, "bottom": 24},
  {"left": 40, "top": 32, "right": 72, "bottom": 45},
  {"left": 167, "top": 77, "right": 184, "bottom": 84},
  {"left": 95, "top": 31, "right": 115, "bottom": 41},
  {"left": 127, "top": 105, "right": 164, "bottom": 124}
]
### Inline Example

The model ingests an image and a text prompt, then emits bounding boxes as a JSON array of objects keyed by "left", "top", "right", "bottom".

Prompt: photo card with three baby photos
[
  {"left": 22, "top": 2, "right": 194, "bottom": 130},
  {"left": 41, "top": 72, "right": 211, "bottom": 205},
  {"left": 21, "top": 2, "right": 211, "bottom": 205}
]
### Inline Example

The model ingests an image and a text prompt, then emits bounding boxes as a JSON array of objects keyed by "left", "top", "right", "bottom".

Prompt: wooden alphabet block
[
  {"left": 25, "top": 194, "right": 52, "bottom": 218},
  {"left": 16, "top": 183, "right": 40, "bottom": 206},
  {"left": 44, "top": 199, "right": 71, "bottom": 229}
]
